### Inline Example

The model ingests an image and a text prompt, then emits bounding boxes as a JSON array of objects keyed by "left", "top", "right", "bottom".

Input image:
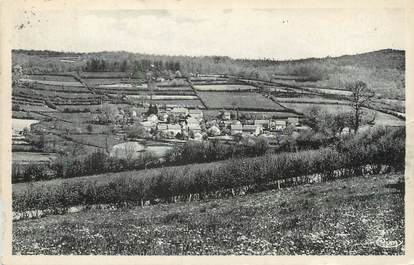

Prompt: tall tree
[{"left": 345, "top": 80, "right": 375, "bottom": 133}]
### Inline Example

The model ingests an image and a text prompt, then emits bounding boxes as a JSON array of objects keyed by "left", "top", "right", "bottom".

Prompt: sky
[{"left": 12, "top": 8, "right": 405, "bottom": 60}]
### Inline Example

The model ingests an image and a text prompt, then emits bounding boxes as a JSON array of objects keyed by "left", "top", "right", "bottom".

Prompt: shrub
[{"left": 13, "top": 127, "right": 405, "bottom": 214}]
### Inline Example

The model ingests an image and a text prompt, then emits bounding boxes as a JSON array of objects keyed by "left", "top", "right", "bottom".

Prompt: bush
[{"left": 13, "top": 127, "right": 405, "bottom": 214}]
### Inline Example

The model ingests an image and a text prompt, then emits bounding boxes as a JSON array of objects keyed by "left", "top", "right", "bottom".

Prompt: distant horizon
[
  {"left": 12, "top": 47, "right": 405, "bottom": 62},
  {"left": 12, "top": 9, "right": 405, "bottom": 60}
]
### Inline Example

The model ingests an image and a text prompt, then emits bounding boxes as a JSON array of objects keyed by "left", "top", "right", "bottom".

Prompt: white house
[
  {"left": 231, "top": 124, "right": 243, "bottom": 135},
  {"left": 269, "top": 120, "right": 287, "bottom": 132},
  {"left": 287, "top": 117, "right": 300, "bottom": 126},
  {"left": 189, "top": 109, "right": 204, "bottom": 121},
  {"left": 171, "top": 107, "right": 189, "bottom": 116}
]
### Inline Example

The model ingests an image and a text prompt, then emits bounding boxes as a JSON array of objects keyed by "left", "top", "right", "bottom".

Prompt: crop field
[
  {"left": 127, "top": 95, "right": 199, "bottom": 100},
  {"left": 29, "top": 83, "right": 91, "bottom": 93},
  {"left": 197, "top": 91, "right": 286, "bottom": 110},
  {"left": 202, "top": 110, "right": 299, "bottom": 120},
  {"left": 56, "top": 104, "right": 130, "bottom": 112},
  {"left": 20, "top": 79, "right": 84, "bottom": 87},
  {"left": 275, "top": 96, "right": 352, "bottom": 105},
  {"left": 144, "top": 99, "right": 205, "bottom": 108},
  {"left": 86, "top": 78, "right": 141, "bottom": 86},
  {"left": 194, "top": 84, "right": 259, "bottom": 91},
  {"left": 27, "top": 74, "right": 78, "bottom": 82}
]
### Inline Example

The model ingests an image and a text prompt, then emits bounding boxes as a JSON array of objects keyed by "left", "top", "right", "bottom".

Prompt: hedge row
[{"left": 13, "top": 127, "right": 404, "bottom": 214}]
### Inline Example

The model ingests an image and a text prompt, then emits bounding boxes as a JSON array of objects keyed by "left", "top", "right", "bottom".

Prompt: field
[
  {"left": 12, "top": 119, "right": 39, "bottom": 133},
  {"left": 21, "top": 78, "right": 84, "bottom": 87},
  {"left": 134, "top": 99, "right": 205, "bottom": 108},
  {"left": 27, "top": 74, "right": 78, "bottom": 82},
  {"left": 275, "top": 96, "right": 352, "bottom": 105},
  {"left": 13, "top": 172, "right": 404, "bottom": 255},
  {"left": 12, "top": 152, "right": 57, "bottom": 163},
  {"left": 280, "top": 102, "right": 404, "bottom": 126},
  {"left": 197, "top": 92, "right": 286, "bottom": 110},
  {"left": 194, "top": 84, "right": 259, "bottom": 91}
]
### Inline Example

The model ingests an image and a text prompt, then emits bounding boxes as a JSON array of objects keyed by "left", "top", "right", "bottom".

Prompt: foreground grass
[{"left": 13, "top": 173, "right": 404, "bottom": 255}]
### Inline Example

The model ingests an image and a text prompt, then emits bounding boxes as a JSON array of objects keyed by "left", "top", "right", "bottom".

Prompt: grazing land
[
  {"left": 198, "top": 91, "right": 285, "bottom": 110},
  {"left": 13, "top": 172, "right": 404, "bottom": 255}
]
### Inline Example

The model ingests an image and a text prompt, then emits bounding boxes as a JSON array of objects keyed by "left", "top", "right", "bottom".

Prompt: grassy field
[
  {"left": 281, "top": 103, "right": 405, "bottom": 126},
  {"left": 21, "top": 79, "right": 84, "bottom": 87},
  {"left": 194, "top": 84, "right": 259, "bottom": 91},
  {"left": 198, "top": 92, "right": 285, "bottom": 110},
  {"left": 27, "top": 74, "right": 78, "bottom": 82},
  {"left": 13, "top": 172, "right": 404, "bottom": 255},
  {"left": 12, "top": 152, "right": 57, "bottom": 163},
  {"left": 135, "top": 99, "right": 205, "bottom": 108}
]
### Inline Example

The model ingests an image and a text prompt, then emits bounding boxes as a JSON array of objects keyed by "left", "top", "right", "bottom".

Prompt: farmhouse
[
  {"left": 140, "top": 121, "right": 156, "bottom": 131},
  {"left": 171, "top": 107, "right": 189, "bottom": 116},
  {"left": 287, "top": 117, "right": 300, "bottom": 126},
  {"left": 243, "top": 124, "right": 263, "bottom": 136},
  {"left": 189, "top": 109, "right": 204, "bottom": 121},
  {"left": 230, "top": 123, "right": 243, "bottom": 135},
  {"left": 193, "top": 132, "right": 203, "bottom": 141},
  {"left": 254, "top": 120, "right": 269, "bottom": 129},
  {"left": 221, "top": 111, "right": 231, "bottom": 120},
  {"left": 188, "top": 123, "right": 202, "bottom": 134},
  {"left": 269, "top": 120, "right": 287, "bottom": 132},
  {"left": 166, "top": 124, "right": 182, "bottom": 136}
]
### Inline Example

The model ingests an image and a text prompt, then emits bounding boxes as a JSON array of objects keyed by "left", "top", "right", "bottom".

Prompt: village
[{"left": 108, "top": 104, "right": 304, "bottom": 146}]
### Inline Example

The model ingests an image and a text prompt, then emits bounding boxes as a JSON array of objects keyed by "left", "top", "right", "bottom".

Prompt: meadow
[
  {"left": 13, "top": 172, "right": 404, "bottom": 255},
  {"left": 197, "top": 92, "right": 285, "bottom": 110},
  {"left": 194, "top": 84, "right": 259, "bottom": 91}
]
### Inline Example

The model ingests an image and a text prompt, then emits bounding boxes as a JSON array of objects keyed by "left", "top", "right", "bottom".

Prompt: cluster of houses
[{"left": 137, "top": 106, "right": 304, "bottom": 142}]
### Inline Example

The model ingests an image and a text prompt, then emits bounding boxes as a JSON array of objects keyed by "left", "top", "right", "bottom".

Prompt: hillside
[
  {"left": 13, "top": 172, "right": 404, "bottom": 255},
  {"left": 12, "top": 48, "right": 405, "bottom": 99}
]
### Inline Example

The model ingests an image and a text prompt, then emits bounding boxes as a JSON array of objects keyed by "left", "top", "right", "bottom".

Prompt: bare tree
[{"left": 345, "top": 80, "right": 375, "bottom": 133}]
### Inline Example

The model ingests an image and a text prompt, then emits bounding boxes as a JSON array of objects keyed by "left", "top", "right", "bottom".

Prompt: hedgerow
[{"left": 13, "top": 127, "right": 405, "bottom": 215}]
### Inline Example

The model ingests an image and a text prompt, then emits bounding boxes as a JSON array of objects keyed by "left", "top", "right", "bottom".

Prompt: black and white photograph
[{"left": 3, "top": 0, "right": 411, "bottom": 259}]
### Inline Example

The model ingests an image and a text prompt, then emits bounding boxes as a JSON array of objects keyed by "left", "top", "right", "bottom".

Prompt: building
[
  {"left": 171, "top": 107, "right": 189, "bottom": 117},
  {"left": 269, "top": 120, "right": 287, "bottom": 132},
  {"left": 188, "top": 123, "right": 202, "bottom": 134},
  {"left": 140, "top": 121, "right": 156, "bottom": 131},
  {"left": 193, "top": 132, "right": 203, "bottom": 141},
  {"left": 189, "top": 109, "right": 204, "bottom": 121},
  {"left": 230, "top": 123, "right": 243, "bottom": 135},
  {"left": 221, "top": 111, "right": 231, "bottom": 120},
  {"left": 166, "top": 124, "right": 182, "bottom": 136},
  {"left": 287, "top": 117, "right": 300, "bottom": 126},
  {"left": 254, "top": 120, "right": 269, "bottom": 129},
  {"left": 243, "top": 125, "right": 263, "bottom": 136}
]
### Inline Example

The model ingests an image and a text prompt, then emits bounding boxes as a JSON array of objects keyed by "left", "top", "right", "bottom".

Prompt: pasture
[
  {"left": 20, "top": 79, "right": 84, "bottom": 87},
  {"left": 197, "top": 91, "right": 286, "bottom": 110},
  {"left": 27, "top": 74, "right": 78, "bottom": 82},
  {"left": 194, "top": 84, "right": 258, "bottom": 91}
]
